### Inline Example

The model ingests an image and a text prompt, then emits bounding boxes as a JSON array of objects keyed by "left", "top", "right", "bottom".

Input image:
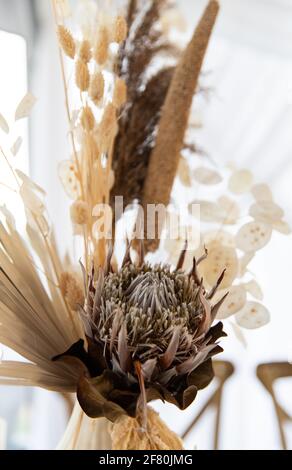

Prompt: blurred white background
[{"left": 0, "top": 0, "right": 292, "bottom": 449}]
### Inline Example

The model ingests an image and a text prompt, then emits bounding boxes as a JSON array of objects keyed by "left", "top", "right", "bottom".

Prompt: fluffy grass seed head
[
  {"left": 114, "top": 16, "right": 128, "bottom": 43},
  {"left": 79, "top": 39, "right": 92, "bottom": 63},
  {"left": 113, "top": 78, "right": 127, "bottom": 108},
  {"left": 94, "top": 27, "right": 109, "bottom": 65},
  {"left": 81, "top": 105, "right": 95, "bottom": 131},
  {"left": 89, "top": 72, "right": 105, "bottom": 105},
  {"left": 99, "top": 103, "right": 117, "bottom": 152},
  {"left": 75, "top": 59, "right": 90, "bottom": 92},
  {"left": 59, "top": 271, "right": 85, "bottom": 312},
  {"left": 58, "top": 25, "right": 76, "bottom": 59}
]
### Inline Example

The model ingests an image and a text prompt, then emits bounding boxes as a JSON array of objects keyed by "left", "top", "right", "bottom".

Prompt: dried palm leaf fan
[{"left": 110, "top": 0, "right": 220, "bottom": 252}]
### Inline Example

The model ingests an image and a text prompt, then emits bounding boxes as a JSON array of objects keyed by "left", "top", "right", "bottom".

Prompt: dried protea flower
[
  {"left": 89, "top": 72, "right": 105, "bottom": 105},
  {"left": 55, "top": 243, "right": 227, "bottom": 424},
  {"left": 58, "top": 25, "right": 76, "bottom": 59},
  {"left": 75, "top": 59, "right": 90, "bottom": 92}
]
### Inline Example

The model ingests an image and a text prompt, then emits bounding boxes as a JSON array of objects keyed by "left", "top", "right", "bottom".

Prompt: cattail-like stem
[{"left": 142, "top": 0, "right": 219, "bottom": 252}]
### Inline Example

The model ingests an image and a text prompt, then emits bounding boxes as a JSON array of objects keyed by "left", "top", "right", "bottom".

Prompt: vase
[{"left": 57, "top": 401, "right": 112, "bottom": 450}]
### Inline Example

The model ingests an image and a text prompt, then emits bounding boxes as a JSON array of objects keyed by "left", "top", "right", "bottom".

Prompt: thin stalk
[{"left": 50, "top": 0, "right": 85, "bottom": 204}]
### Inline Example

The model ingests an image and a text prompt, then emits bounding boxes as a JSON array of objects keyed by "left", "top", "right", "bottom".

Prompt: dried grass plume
[
  {"left": 75, "top": 59, "right": 90, "bottom": 92},
  {"left": 58, "top": 25, "right": 76, "bottom": 59}
]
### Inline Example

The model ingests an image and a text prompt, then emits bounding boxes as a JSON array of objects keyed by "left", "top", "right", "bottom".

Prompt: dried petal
[
  {"left": 236, "top": 221, "right": 272, "bottom": 252},
  {"left": 249, "top": 201, "right": 284, "bottom": 224},
  {"left": 19, "top": 184, "right": 45, "bottom": 215},
  {"left": 189, "top": 200, "right": 223, "bottom": 223},
  {"left": 228, "top": 169, "right": 253, "bottom": 194},
  {"left": 204, "top": 230, "right": 235, "bottom": 248},
  {"left": 193, "top": 167, "right": 222, "bottom": 185},
  {"left": 243, "top": 280, "right": 263, "bottom": 301},
  {"left": 238, "top": 252, "right": 254, "bottom": 277},
  {"left": 58, "top": 160, "right": 80, "bottom": 199},
  {"left": 215, "top": 286, "right": 247, "bottom": 319},
  {"left": 272, "top": 219, "right": 291, "bottom": 235},
  {"left": 0, "top": 113, "right": 9, "bottom": 134},
  {"left": 199, "top": 245, "right": 238, "bottom": 288},
  {"left": 217, "top": 196, "right": 240, "bottom": 224},
  {"left": 251, "top": 183, "right": 273, "bottom": 202},
  {"left": 15, "top": 170, "right": 46, "bottom": 195},
  {"left": 178, "top": 158, "right": 191, "bottom": 187},
  {"left": 10, "top": 136, "right": 22, "bottom": 156},
  {"left": 235, "top": 301, "right": 270, "bottom": 329},
  {"left": 15, "top": 92, "right": 37, "bottom": 121}
]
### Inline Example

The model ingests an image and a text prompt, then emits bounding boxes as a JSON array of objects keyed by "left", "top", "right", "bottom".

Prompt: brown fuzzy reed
[
  {"left": 111, "top": 0, "right": 178, "bottom": 208},
  {"left": 142, "top": 0, "right": 219, "bottom": 252}
]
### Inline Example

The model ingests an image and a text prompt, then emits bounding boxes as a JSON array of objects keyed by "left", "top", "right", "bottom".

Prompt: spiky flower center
[{"left": 98, "top": 263, "right": 205, "bottom": 362}]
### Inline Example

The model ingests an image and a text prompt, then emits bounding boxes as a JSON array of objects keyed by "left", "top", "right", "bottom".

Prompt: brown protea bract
[{"left": 54, "top": 243, "right": 227, "bottom": 424}]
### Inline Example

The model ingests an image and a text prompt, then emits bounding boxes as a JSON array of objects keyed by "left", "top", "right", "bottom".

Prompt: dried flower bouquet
[{"left": 0, "top": 0, "right": 290, "bottom": 450}]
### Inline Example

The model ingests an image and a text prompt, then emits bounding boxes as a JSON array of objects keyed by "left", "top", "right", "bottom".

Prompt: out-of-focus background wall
[{"left": 0, "top": 0, "right": 292, "bottom": 449}]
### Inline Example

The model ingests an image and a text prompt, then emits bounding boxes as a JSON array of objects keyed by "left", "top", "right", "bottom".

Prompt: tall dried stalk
[{"left": 142, "top": 0, "right": 219, "bottom": 251}]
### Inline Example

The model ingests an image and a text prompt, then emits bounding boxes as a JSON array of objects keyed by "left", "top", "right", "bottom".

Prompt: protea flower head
[{"left": 54, "top": 241, "right": 227, "bottom": 426}]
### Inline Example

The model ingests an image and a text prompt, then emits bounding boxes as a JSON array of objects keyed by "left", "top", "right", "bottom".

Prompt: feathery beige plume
[
  {"left": 58, "top": 25, "right": 76, "bottom": 59},
  {"left": 114, "top": 16, "right": 128, "bottom": 44},
  {"left": 99, "top": 103, "right": 117, "bottom": 152},
  {"left": 60, "top": 271, "right": 85, "bottom": 312},
  {"left": 89, "top": 72, "right": 105, "bottom": 105},
  {"left": 142, "top": 0, "right": 219, "bottom": 251},
  {"left": 75, "top": 59, "right": 90, "bottom": 92},
  {"left": 94, "top": 27, "right": 109, "bottom": 65},
  {"left": 113, "top": 78, "right": 127, "bottom": 108},
  {"left": 85, "top": 134, "right": 100, "bottom": 161},
  {"left": 79, "top": 39, "right": 92, "bottom": 63},
  {"left": 80, "top": 105, "right": 95, "bottom": 131}
]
